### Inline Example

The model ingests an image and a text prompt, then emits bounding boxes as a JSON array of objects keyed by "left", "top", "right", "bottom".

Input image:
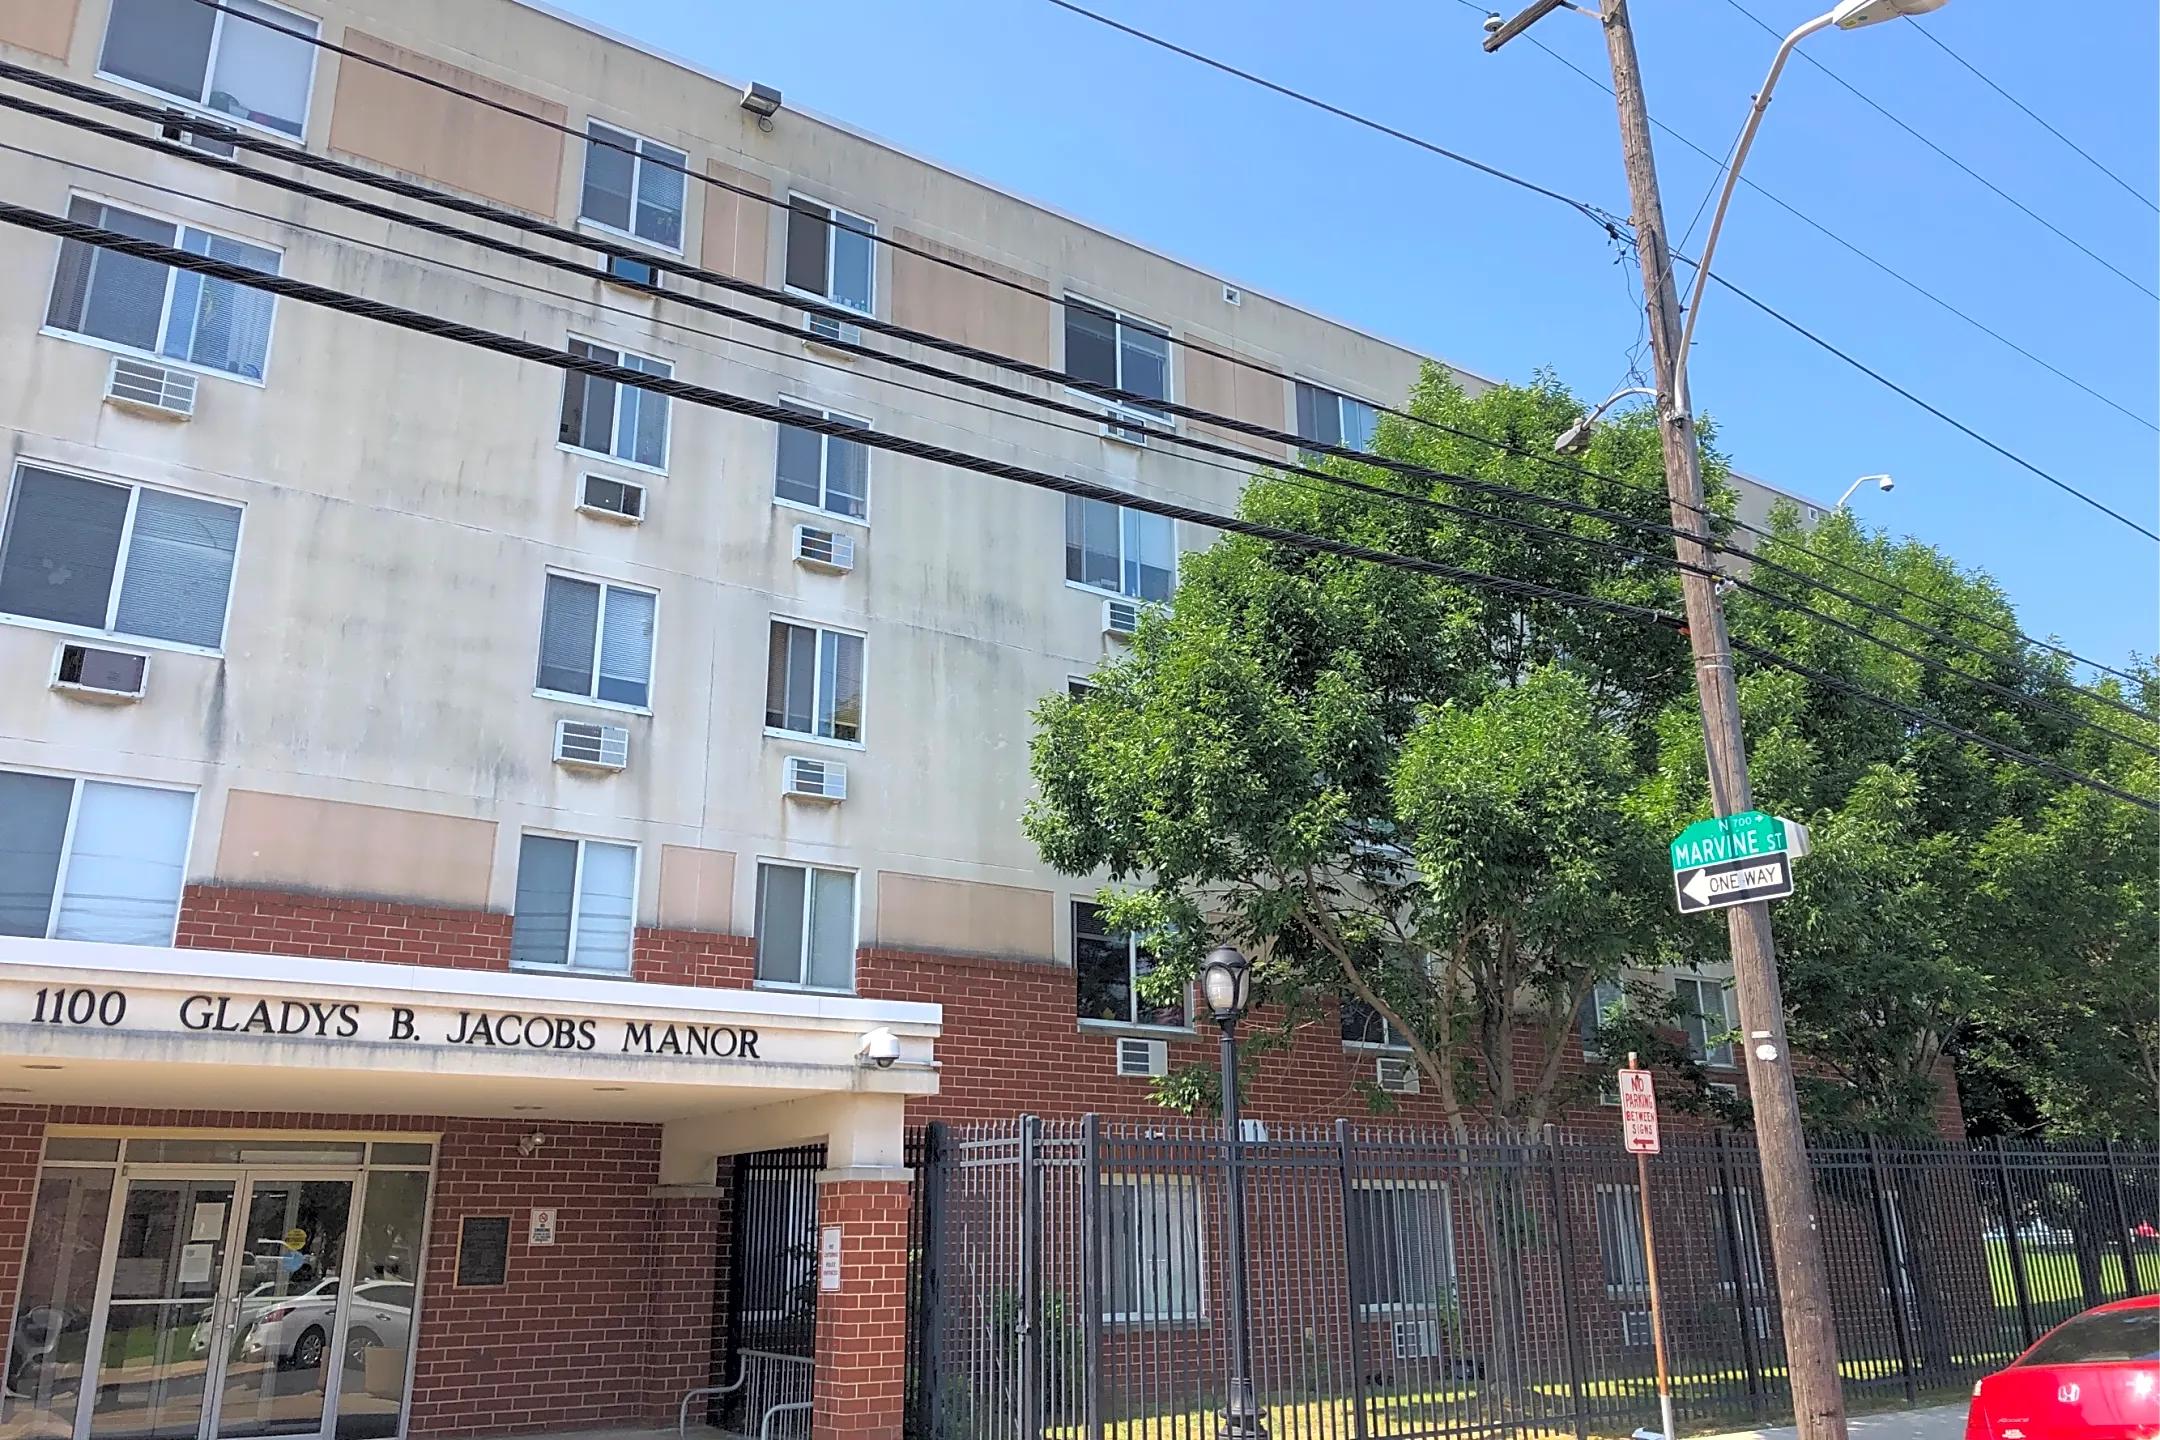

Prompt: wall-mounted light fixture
[{"left": 740, "top": 82, "right": 782, "bottom": 132}]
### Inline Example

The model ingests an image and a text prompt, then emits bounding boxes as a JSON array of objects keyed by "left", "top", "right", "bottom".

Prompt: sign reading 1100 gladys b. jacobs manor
[{"left": 1669, "top": 810, "right": 1808, "bottom": 915}]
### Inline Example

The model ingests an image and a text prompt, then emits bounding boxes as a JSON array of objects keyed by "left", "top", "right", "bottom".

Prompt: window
[
  {"left": 559, "top": 341, "right": 671, "bottom": 470},
  {"left": 1593, "top": 1184, "right": 1648, "bottom": 1293},
  {"left": 1349, "top": 1184, "right": 1455, "bottom": 1311},
  {"left": 785, "top": 197, "right": 875, "bottom": 334},
  {"left": 774, "top": 403, "right": 869, "bottom": 519},
  {"left": 509, "top": 835, "right": 637, "bottom": 972},
  {"left": 579, "top": 122, "right": 686, "bottom": 251},
  {"left": 0, "top": 465, "right": 242, "bottom": 650},
  {"left": 1065, "top": 498, "right": 1174, "bottom": 603},
  {"left": 47, "top": 197, "right": 280, "bottom": 379},
  {"left": 535, "top": 574, "right": 656, "bottom": 709},
  {"left": 1341, "top": 995, "right": 1411, "bottom": 1050},
  {"left": 1067, "top": 678, "right": 1097, "bottom": 700},
  {"left": 1708, "top": 1186, "right": 1768, "bottom": 1294},
  {"left": 99, "top": 0, "right": 319, "bottom": 138},
  {"left": 1577, "top": 978, "right": 1626, "bottom": 1059},
  {"left": 1101, "top": 1176, "right": 1202, "bottom": 1323},
  {"left": 1296, "top": 382, "right": 1379, "bottom": 454},
  {"left": 2017, "top": 1306, "right": 2160, "bottom": 1366},
  {"left": 765, "top": 621, "right": 864, "bottom": 744},
  {"left": 0, "top": 771, "right": 194, "bottom": 945},
  {"left": 754, "top": 862, "right": 856, "bottom": 991},
  {"left": 1075, "top": 902, "right": 1186, "bottom": 1030},
  {"left": 1064, "top": 300, "right": 1169, "bottom": 415},
  {"left": 1674, "top": 976, "right": 1736, "bottom": 1067}
]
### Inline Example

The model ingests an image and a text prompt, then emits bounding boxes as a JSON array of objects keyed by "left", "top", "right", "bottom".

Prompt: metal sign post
[{"left": 1621, "top": 1056, "right": 1676, "bottom": 1440}]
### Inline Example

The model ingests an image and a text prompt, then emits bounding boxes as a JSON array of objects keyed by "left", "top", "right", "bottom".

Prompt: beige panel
[
  {"left": 876, "top": 872, "right": 1055, "bottom": 961},
  {"left": 657, "top": 845, "right": 737, "bottom": 933},
  {"left": 891, "top": 231, "right": 1053, "bottom": 367},
  {"left": 327, "top": 32, "right": 566, "bottom": 216},
  {"left": 215, "top": 791, "right": 497, "bottom": 908},
  {"left": 0, "top": 0, "right": 77, "bottom": 58},
  {"left": 700, "top": 161, "right": 770, "bottom": 282},
  {"left": 1184, "top": 344, "right": 1291, "bottom": 460}
]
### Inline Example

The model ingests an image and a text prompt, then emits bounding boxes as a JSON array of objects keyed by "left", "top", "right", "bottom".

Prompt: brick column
[
  {"left": 810, "top": 1174, "right": 913, "bottom": 1440},
  {"left": 645, "top": 1189, "right": 725, "bottom": 1426}
]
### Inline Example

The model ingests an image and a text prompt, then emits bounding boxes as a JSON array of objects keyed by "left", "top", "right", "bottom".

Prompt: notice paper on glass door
[
  {"left": 191, "top": 1203, "right": 226, "bottom": 1241},
  {"left": 179, "top": 1243, "right": 215, "bottom": 1285}
]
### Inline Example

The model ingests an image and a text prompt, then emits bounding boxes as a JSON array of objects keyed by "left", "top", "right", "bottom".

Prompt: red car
[{"left": 1967, "top": 1296, "right": 2160, "bottom": 1440}]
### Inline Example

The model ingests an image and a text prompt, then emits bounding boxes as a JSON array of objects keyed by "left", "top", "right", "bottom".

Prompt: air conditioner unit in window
[
  {"left": 577, "top": 473, "right": 646, "bottom": 522},
  {"left": 806, "top": 312, "right": 863, "bottom": 348},
  {"left": 782, "top": 755, "right": 847, "bottom": 802},
  {"left": 1392, "top": 1319, "right": 1440, "bottom": 1360},
  {"left": 1102, "top": 598, "right": 1142, "bottom": 639},
  {"left": 1101, "top": 414, "right": 1150, "bottom": 447},
  {"left": 1375, "top": 1056, "right": 1421, "bottom": 1095},
  {"left": 1620, "top": 1310, "right": 1656, "bottom": 1348},
  {"left": 51, "top": 642, "right": 148, "bottom": 701},
  {"left": 105, "top": 356, "right": 197, "bottom": 419},
  {"left": 1116, "top": 1037, "right": 1168, "bottom": 1078},
  {"left": 793, "top": 525, "right": 856, "bottom": 573},
  {"left": 553, "top": 719, "right": 629, "bottom": 771}
]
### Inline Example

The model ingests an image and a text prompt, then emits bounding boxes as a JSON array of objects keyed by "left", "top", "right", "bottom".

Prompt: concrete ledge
[{"left": 816, "top": 1166, "right": 914, "bottom": 1184}]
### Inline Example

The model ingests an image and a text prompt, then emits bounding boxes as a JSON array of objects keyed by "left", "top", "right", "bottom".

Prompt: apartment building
[{"left": 0, "top": 2, "right": 1846, "bottom": 1437}]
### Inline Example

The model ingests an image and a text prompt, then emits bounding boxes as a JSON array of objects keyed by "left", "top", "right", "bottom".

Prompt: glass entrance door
[{"left": 86, "top": 1175, "right": 357, "bottom": 1440}]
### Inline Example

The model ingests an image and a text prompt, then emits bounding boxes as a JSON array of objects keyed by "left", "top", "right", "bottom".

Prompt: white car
[{"left": 239, "top": 1278, "right": 415, "bottom": 1371}]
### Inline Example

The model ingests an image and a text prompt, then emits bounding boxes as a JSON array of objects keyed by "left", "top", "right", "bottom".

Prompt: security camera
[
  {"left": 857, "top": 1028, "right": 902, "bottom": 1070},
  {"left": 1482, "top": 12, "right": 1505, "bottom": 33},
  {"left": 1876, "top": 476, "right": 1894, "bottom": 492}
]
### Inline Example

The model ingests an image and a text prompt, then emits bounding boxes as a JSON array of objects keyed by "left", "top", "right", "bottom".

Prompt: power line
[
  {"left": 8, "top": 71, "right": 2148, "bottom": 727},
  {"left": 1721, "top": 0, "right": 2159, "bottom": 304},
  {"left": 3, "top": 198, "right": 2150, "bottom": 815},
  {"left": 1900, "top": 17, "right": 2157, "bottom": 216}
]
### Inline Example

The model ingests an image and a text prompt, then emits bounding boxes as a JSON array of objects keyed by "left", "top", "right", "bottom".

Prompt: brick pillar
[
  {"left": 646, "top": 1190, "right": 725, "bottom": 1425},
  {"left": 811, "top": 1175, "right": 913, "bottom": 1440}
]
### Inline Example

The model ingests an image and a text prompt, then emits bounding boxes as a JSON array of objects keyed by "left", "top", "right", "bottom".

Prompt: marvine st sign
[{"left": 1669, "top": 811, "right": 1801, "bottom": 914}]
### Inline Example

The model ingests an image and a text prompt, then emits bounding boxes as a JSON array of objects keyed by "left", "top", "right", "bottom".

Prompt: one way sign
[{"left": 1674, "top": 853, "right": 1793, "bottom": 913}]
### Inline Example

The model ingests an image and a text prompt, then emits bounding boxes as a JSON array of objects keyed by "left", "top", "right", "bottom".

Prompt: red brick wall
[
  {"left": 177, "top": 887, "right": 514, "bottom": 971},
  {"left": 811, "top": 1180, "right": 912, "bottom": 1440},
  {"left": 631, "top": 928, "right": 756, "bottom": 990}
]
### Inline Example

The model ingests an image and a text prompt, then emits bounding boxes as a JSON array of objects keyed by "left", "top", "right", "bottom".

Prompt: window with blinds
[
  {"left": 774, "top": 400, "right": 870, "bottom": 520},
  {"left": 0, "top": 464, "right": 241, "bottom": 650},
  {"left": 535, "top": 573, "right": 656, "bottom": 710},
  {"left": 509, "top": 834, "right": 637, "bottom": 972},
  {"left": 0, "top": 770, "right": 195, "bottom": 946},
  {"left": 764, "top": 620, "right": 864, "bottom": 743},
  {"left": 753, "top": 861, "right": 856, "bottom": 992},
  {"left": 558, "top": 340, "right": 672, "bottom": 470},
  {"left": 46, "top": 197, "right": 280, "bottom": 379}
]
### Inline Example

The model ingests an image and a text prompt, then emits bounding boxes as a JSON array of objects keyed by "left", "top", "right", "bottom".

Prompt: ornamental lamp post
[{"left": 1200, "top": 945, "right": 1265, "bottom": 1440}]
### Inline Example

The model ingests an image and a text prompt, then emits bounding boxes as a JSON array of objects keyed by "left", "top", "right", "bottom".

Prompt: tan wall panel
[
  {"left": 657, "top": 845, "right": 737, "bottom": 933},
  {"left": 215, "top": 791, "right": 497, "bottom": 908},
  {"left": 0, "top": 0, "right": 77, "bottom": 59},
  {"left": 876, "top": 872, "right": 1055, "bottom": 961},
  {"left": 1184, "top": 344, "right": 1291, "bottom": 460},
  {"left": 327, "top": 32, "right": 566, "bottom": 216},
  {"left": 891, "top": 231, "right": 1053, "bottom": 367},
  {"left": 700, "top": 161, "right": 769, "bottom": 282}
]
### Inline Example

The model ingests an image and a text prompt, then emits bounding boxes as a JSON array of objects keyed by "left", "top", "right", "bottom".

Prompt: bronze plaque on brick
[{"left": 456, "top": 1216, "right": 510, "bottom": 1286}]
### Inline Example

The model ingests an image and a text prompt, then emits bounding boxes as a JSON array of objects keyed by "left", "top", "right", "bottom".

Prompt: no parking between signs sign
[{"left": 1617, "top": 1067, "right": 1659, "bottom": 1154}]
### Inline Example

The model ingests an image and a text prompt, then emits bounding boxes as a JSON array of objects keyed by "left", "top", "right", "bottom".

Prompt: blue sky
[{"left": 552, "top": 0, "right": 2158, "bottom": 671}]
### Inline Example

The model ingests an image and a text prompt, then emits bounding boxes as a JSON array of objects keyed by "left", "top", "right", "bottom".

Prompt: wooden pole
[{"left": 1636, "top": 1144, "right": 1676, "bottom": 1440}]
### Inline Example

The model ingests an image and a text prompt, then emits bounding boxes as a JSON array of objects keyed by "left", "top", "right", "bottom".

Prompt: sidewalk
[{"left": 1694, "top": 1402, "right": 1969, "bottom": 1440}]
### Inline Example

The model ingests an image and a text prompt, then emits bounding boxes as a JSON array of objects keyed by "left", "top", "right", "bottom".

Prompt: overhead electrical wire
[
  {"left": 2, "top": 198, "right": 2148, "bottom": 814},
  {"left": 54, "top": 20, "right": 2152, "bottom": 665},
  {"left": 4, "top": 72, "right": 2150, "bottom": 732}
]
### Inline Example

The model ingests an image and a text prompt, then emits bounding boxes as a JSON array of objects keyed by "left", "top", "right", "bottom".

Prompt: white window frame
[
  {"left": 763, "top": 617, "right": 868, "bottom": 751},
  {"left": 783, "top": 194, "right": 877, "bottom": 317},
  {"left": 508, "top": 832, "right": 641, "bottom": 975},
  {"left": 1347, "top": 1179, "right": 1457, "bottom": 1315},
  {"left": 1341, "top": 994, "right": 1413, "bottom": 1053},
  {"left": 1099, "top": 1172, "right": 1205, "bottom": 1325},
  {"left": 0, "top": 766, "right": 199, "bottom": 945},
  {"left": 0, "top": 460, "right": 245, "bottom": 657},
  {"left": 1062, "top": 296, "right": 1173, "bottom": 424},
  {"left": 556, "top": 335, "right": 673, "bottom": 474},
  {"left": 1579, "top": 977, "right": 1627, "bottom": 1061},
  {"left": 752, "top": 859, "right": 859, "bottom": 994},
  {"left": 1073, "top": 900, "right": 1189, "bottom": 1035},
  {"left": 1296, "top": 379, "right": 1380, "bottom": 454},
  {"left": 43, "top": 192, "right": 283, "bottom": 387},
  {"left": 773, "top": 398, "right": 872, "bottom": 524},
  {"left": 95, "top": 0, "right": 322, "bottom": 141},
  {"left": 1062, "top": 499, "right": 1178, "bottom": 604},
  {"left": 532, "top": 569, "right": 659, "bottom": 715},
  {"left": 576, "top": 119, "right": 689, "bottom": 255},
  {"left": 1675, "top": 974, "right": 1737, "bottom": 1069}
]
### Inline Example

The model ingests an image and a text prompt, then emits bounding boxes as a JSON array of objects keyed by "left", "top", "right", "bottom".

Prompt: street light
[
  {"left": 1554, "top": 384, "right": 1658, "bottom": 454},
  {"left": 1834, "top": 473, "right": 1894, "bottom": 509},
  {"left": 1200, "top": 945, "right": 1265, "bottom": 1440},
  {"left": 1674, "top": 0, "right": 1955, "bottom": 413}
]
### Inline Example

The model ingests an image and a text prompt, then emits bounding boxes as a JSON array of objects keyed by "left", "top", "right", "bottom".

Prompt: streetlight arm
[
  {"left": 1671, "top": 8, "right": 1838, "bottom": 414},
  {"left": 1833, "top": 476, "right": 1868, "bottom": 509}
]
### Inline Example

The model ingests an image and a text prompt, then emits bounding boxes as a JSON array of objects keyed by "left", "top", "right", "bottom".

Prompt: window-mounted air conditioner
[
  {"left": 793, "top": 524, "right": 855, "bottom": 573},
  {"left": 1392, "top": 1320, "right": 1440, "bottom": 1360},
  {"left": 578, "top": 473, "right": 646, "bottom": 522},
  {"left": 782, "top": 755, "right": 847, "bottom": 802},
  {"left": 51, "top": 642, "right": 148, "bottom": 701},
  {"left": 554, "top": 719, "right": 629, "bottom": 771},
  {"left": 1102, "top": 598, "right": 1142, "bottom": 639},
  {"left": 1116, "top": 1036, "right": 1168, "bottom": 1078},
  {"left": 806, "top": 312, "right": 863, "bottom": 348},
  {"left": 105, "top": 356, "right": 196, "bottom": 419},
  {"left": 1101, "top": 413, "right": 1150, "bottom": 447},
  {"left": 1375, "top": 1056, "right": 1421, "bottom": 1095}
]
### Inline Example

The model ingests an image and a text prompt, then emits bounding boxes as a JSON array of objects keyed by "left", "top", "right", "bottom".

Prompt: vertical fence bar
[
  {"left": 1542, "top": 1127, "right": 1588, "bottom": 1440},
  {"left": 1713, "top": 1132, "right": 1765, "bottom": 1419},
  {"left": 1992, "top": 1138, "right": 2036, "bottom": 1347},
  {"left": 1019, "top": 1116, "right": 1043, "bottom": 1440},
  {"left": 1865, "top": 1136, "right": 1920, "bottom": 1402},
  {"left": 915, "top": 1125, "right": 946, "bottom": 1440},
  {"left": 1332, "top": 1119, "right": 1369, "bottom": 1440},
  {"left": 2104, "top": 1140, "right": 2143, "bottom": 1298},
  {"left": 1080, "top": 1115, "right": 1105, "bottom": 1440}
]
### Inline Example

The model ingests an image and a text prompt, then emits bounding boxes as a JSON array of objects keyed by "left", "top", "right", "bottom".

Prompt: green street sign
[{"left": 1669, "top": 811, "right": 1787, "bottom": 873}]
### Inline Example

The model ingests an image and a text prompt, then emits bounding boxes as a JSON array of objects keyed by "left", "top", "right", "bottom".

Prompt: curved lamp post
[
  {"left": 1554, "top": 384, "right": 1659, "bottom": 454},
  {"left": 1200, "top": 945, "right": 1265, "bottom": 1440},
  {"left": 1834, "top": 473, "right": 1894, "bottom": 509}
]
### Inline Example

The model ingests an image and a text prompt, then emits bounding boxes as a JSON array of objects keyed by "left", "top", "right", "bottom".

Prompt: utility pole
[{"left": 1486, "top": 4, "right": 1850, "bottom": 1439}]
